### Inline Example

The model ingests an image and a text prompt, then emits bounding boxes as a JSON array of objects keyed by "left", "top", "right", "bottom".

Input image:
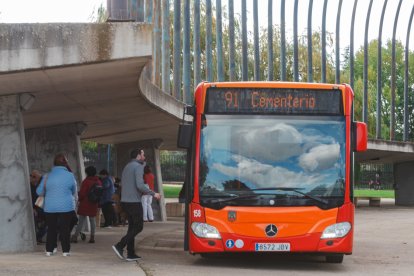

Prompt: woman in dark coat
[{"left": 71, "top": 166, "right": 102, "bottom": 243}]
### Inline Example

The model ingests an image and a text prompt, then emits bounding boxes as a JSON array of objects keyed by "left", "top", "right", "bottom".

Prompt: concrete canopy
[
  {"left": 355, "top": 139, "right": 414, "bottom": 164},
  {"left": 0, "top": 23, "right": 185, "bottom": 150},
  {"left": 6, "top": 59, "right": 184, "bottom": 149}
]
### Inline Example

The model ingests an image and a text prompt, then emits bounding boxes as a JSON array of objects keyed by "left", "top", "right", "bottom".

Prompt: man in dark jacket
[
  {"left": 99, "top": 169, "right": 115, "bottom": 228},
  {"left": 112, "top": 149, "right": 160, "bottom": 262}
]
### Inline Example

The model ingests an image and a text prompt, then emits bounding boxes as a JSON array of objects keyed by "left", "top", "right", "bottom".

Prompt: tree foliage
[
  {"left": 167, "top": 3, "right": 414, "bottom": 141},
  {"left": 349, "top": 40, "right": 414, "bottom": 140},
  {"left": 96, "top": 3, "right": 414, "bottom": 141}
]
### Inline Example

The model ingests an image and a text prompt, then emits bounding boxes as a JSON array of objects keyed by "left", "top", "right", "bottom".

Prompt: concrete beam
[
  {"left": 355, "top": 139, "right": 414, "bottom": 164},
  {"left": 0, "top": 23, "right": 185, "bottom": 149},
  {"left": 0, "top": 23, "right": 152, "bottom": 72}
]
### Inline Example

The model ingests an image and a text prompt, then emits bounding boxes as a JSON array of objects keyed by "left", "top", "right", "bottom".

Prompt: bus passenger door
[{"left": 177, "top": 106, "right": 195, "bottom": 251}]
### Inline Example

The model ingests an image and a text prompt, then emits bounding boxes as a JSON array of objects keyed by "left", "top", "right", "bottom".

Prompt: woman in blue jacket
[{"left": 37, "top": 153, "right": 77, "bottom": 257}]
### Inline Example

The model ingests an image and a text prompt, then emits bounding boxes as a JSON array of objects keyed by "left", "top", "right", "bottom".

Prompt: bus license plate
[{"left": 255, "top": 243, "right": 290, "bottom": 252}]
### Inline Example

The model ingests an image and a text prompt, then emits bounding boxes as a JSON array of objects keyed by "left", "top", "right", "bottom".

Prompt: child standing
[{"left": 142, "top": 165, "right": 155, "bottom": 222}]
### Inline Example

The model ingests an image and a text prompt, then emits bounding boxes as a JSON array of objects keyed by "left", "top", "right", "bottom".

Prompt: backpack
[{"left": 87, "top": 183, "right": 103, "bottom": 203}]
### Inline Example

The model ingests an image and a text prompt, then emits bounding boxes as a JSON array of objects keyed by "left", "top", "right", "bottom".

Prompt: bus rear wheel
[{"left": 326, "top": 254, "right": 344, "bottom": 263}]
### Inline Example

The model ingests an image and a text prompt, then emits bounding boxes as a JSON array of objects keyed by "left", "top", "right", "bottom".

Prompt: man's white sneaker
[
  {"left": 62, "top": 252, "right": 71, "bottom": 257},
  {"left": 53, "top": 248, "right": 57, "bottom": 254},
  {"left": 45, "top": 252, "right": 53, "bottom": 257}
]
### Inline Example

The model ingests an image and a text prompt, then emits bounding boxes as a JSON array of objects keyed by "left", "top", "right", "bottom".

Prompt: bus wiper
[
  {"left": 206, "top": 193, "right": 262, "bottom": 204},
  {"left": 250, "top": 187, "right": 329, "bottom": 205},
  {"left": 201, "top": 192, "right": 239, "bottom": 198}
]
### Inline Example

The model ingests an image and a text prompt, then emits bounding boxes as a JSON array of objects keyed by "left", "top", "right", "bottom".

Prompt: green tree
[
  {"left": 349, "top": 39, "right": 414, "bottom": 141},
  {"left": 98, "top": 3, "right": 414, "bottom": 141}
]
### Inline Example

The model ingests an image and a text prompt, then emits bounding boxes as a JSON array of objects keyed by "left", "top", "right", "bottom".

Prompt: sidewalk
[
  {"left": 0, "top": 225, "right": 146, "bottom": 276},
  {"left": 0, "top": 217, "right": 184, "bottom": 276},
  {"left": 0, "top": 198, "right": 400, "bottom": 275}
]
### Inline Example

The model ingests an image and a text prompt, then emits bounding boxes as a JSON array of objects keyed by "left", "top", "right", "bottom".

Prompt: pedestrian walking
[{"left": 112, "top": 149, "right": 160, "bottom": 262}]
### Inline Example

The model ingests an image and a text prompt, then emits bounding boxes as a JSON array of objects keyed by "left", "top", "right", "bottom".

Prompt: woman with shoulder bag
[{"left": 36, "top": 153, "right": 77, "bottom": 257}]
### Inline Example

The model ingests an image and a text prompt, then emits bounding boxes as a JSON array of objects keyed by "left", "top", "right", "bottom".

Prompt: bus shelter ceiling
[{"left": 0, "top": 58, "right": 182, "bottom": 150}]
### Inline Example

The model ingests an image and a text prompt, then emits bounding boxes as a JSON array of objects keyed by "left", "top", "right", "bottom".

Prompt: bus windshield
[{"left": 199, "top": 114, "right": 346, "bottom": 209}]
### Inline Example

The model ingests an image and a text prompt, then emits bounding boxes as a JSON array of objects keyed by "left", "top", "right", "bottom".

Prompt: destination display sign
[{"left": 205, "top": 87, "right": 343, "bottom": 115}]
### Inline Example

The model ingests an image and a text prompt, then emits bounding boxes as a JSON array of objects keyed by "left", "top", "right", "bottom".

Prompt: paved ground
[
  {"left": 1, "top": 198, "right": 413, "bottom": 276},
  {"left": 0, "top": 200, "right": 183, "bottom": 276},
  {"left": 138, "top": 198, "right": 414, "bottom": 276},
  {"left": 0, "top": 225, "right": 146, "bottom": 276}
]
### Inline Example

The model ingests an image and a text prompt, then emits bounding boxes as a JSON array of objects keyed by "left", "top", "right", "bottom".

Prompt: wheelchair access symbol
[{"left": 226, "top": 239, "right": 235, "bottom": 249}]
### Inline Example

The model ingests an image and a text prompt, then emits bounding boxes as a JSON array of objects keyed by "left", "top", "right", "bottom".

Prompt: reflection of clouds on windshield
[
  {"left": 299, "top": 144, "right": 340, "bottom": 172},
  {"left": 204, "top": 126, "right": 227, "bottom": 150},
  {"left": 202, "top": 126, "right": 227, "bottom": 161},
  {"left": 202, "top": 118, "right": 342, "bottom": 173},
  {"left": 212, "top": 154, "right": 325, "bottom": 188},
  {"left": 300, "top": 129, "right": 336, "bottom": 152},
  {"left": 231, "top": 123, "right": 303, "bottom": 162}
]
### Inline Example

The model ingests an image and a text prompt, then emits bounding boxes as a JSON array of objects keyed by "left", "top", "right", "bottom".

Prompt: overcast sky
[{"left": 0, "top": 0, "right": 105, "bottom": 23}]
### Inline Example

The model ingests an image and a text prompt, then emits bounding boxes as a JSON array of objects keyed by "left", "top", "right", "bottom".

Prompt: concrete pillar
[
  {"left": 116, "top": 139, "right": 167, "bottom": 221},
  {"left": 394, "top": 161, "right": 414, "bottom": 206},
  {"left": 150, "top": 144, "right": 167, "bottom": 221},
  {"left": 0, "top": 95, "right": 36, "bottom": 252},
  {"left": 25, "top": 122, "right": 87, "bottom": 185}
]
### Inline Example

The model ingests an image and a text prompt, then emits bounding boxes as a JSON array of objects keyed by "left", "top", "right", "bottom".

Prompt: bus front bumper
[{"left": 189, "top": 231, "right": 353, "bottom": 254}]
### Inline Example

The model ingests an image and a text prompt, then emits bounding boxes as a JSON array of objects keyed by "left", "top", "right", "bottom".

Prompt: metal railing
[
  {"left": 107, "top": 0, "right": 414, "bottom": 142},
  {"left": 159, "top": 151, "right": 186, "bottom": 182},
  {"left": 356, "top": 163, "right": 394, "bottom": 190}
]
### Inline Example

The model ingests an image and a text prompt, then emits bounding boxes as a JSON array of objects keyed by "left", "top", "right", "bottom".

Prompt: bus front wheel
[{"left": 326, "top": 254, "right": 344, "bottom": 263}]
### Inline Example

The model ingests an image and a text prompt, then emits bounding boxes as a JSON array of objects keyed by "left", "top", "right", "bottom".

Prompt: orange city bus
[{"left": 177, "top": 82, "right": 367, "bottom": 263}]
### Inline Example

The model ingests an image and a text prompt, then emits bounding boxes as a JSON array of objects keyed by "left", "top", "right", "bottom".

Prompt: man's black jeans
[
  {"left": 101, "top": 202, "right": 114, "bottom": 227},
  {"left": 117, "top": 202, "right": 144, "bottom": 255}
]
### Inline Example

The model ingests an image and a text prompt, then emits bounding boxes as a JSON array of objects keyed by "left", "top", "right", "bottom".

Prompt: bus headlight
[
  {"left": 191, "top": 222, "right": 221, "bottom": 239},
  {"left": 321, "top": 222, "right": 351, "bottom": 239}
]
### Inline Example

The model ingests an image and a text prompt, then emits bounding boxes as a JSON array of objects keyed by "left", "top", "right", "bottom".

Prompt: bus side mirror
[
  {"left": 354, "top": 121, "right": 367, "bottom": 152},
  {"left": 177, "top": 123, "right": 193, "bottom": 149}
]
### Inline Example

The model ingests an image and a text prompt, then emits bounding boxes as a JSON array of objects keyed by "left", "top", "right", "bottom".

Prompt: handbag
[
  {"left": 35, "top": 174, "right": 48, "bottom": 209},
  {"left": 34, "top": 196, "right": 44, "bottom": 208}
]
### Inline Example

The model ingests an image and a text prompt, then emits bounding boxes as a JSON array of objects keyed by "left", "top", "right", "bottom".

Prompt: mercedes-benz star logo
[{"left": 265, "top": 224, "right": 278, "bottom": 237}]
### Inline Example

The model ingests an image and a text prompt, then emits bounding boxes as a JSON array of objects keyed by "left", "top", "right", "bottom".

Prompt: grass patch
[
  {"left": 163, "top": 185, "right": 395, "bottom": 198},
  {"left": 163, "top": 185, "right": 182, "bottom": 198},
  {"left": 164, "top": 186, "right": 395, "bottom": 198},
  {"left": 354, "top": 189, "right": 394, "bottom": 198}
]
